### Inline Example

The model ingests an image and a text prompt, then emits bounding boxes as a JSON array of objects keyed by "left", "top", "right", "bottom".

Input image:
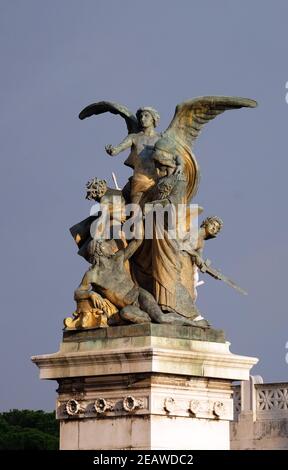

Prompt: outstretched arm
[
  {"left": 113, "top": 226, "right": 144, "bottom": 262},
  {"left": 113, "top": 236, "right": 143, "bottom": 262},
  {"left": 105, "top": 135, "right": 133, "bottom": 156},
  {"left": 123, "top": 237, "right": 143, "bottom": 261}
]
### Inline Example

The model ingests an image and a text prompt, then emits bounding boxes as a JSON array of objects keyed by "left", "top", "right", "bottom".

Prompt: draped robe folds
[{"left": 132, "top": 148, "right": 200, "bottom": 319}]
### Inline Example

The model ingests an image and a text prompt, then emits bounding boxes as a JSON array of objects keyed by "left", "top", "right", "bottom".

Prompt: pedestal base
[{"left": 32, "top": 324, "right": 258, "bottom": 450}]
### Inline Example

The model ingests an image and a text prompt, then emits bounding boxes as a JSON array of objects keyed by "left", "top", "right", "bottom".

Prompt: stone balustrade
[{"left": 231, "top": 377, "right": 288, "bottom": 449}]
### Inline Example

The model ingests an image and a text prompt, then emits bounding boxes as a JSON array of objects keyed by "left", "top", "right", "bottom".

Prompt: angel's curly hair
[
  {"left": 136, "top": 107, "right": 160, "bottom": 127},
  {"left": 201, "top": 216, "right": 224, "bottom": 230},
  {"left": 86, "top": 177, "right": 107, "bottom": 201}
]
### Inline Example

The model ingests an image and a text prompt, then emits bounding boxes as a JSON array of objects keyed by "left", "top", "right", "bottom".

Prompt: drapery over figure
[{"left": 65, "top": 96, "right": 257, "bottom": 329}]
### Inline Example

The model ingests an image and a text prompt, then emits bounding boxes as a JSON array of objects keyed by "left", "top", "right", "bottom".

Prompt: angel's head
[
  {"left": 200, "top": 216, "right": 223, "bottom": 239},
  {"left": 136, "top": 107, "right": 160, "bottom": 129}
]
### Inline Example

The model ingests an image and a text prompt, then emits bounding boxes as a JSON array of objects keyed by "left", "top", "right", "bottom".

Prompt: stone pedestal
[{"left": 32, "top": 324, "right": 258, "bottom": 450}]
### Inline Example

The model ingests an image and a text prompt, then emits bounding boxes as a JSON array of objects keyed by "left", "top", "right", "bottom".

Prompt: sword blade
[
  {"left": 203, "top": 262, "right": 248, "bottom": 296},
  {"left": 220, "top": 275, "right": 248, "bottom": 296}
]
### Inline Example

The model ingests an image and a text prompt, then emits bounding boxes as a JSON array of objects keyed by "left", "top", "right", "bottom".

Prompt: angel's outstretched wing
[
  {"left": 79, "top": 101, "right": 139, "bottom": 134},
  {"left": 164, "top": 96, "right": 257, "bottom": 148}
]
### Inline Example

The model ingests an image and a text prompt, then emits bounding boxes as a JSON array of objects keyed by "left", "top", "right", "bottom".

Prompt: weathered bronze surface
[{"left": 65, "top": 97, "right": 257, "bottom": 330}]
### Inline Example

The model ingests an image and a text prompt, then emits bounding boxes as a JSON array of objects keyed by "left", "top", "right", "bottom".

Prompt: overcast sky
[{"left": 1, "top": 0, "right": 288, "bottom": 411}]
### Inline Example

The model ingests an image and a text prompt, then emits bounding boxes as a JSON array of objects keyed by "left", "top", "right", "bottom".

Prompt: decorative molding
[
  {"left": 59, "top": 393, "right": 233, "bottom": 420},
  {"left": 59, "top": 394, "right": 148, "bottom": 419}
]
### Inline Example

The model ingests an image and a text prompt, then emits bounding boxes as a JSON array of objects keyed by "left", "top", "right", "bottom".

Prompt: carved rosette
[
  {"left": 164, "top": 397, "right": 176, "bottom": 413},
  {"left": 65, "top": 399, "right": 83, "bottom": 416},
  {"left": 122, "top": 395, "right": 144, "bottom": 412},
  {"left": 189, "top": 399, "right": 201, "bottom": 416},
  {"left": 94, "top": 397, "right": 113, "bottom": 414},
  {"left": 213, "top": 401, "right": 226, "bottom": 417}
]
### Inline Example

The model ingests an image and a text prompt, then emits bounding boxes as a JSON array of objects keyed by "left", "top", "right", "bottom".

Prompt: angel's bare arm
[{"left": 105, "top": 135, "right": 134, "bottom": 156}]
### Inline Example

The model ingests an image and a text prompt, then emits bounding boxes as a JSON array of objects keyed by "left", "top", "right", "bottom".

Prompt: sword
[
  {"left": 200, "top": 258, "right": 248, "bottom": 296},
  {"left": 112, "top": 172, "right": 121, "bottom": 190}
]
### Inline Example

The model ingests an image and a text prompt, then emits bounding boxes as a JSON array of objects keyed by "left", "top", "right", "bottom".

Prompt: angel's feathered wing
[
  {"left": 164, "top": 96, "right": 257, "bottom": 148},
  {"left": 155, "top": 96, "right": 257, "bottom": 202},
  {"left": 79, "top": 101, "right": 139, "bottom": 134}
]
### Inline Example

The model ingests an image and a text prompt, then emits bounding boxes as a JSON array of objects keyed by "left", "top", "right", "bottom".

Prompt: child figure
[{"left": 72, "top": 238, "right": 205, "bottom": 327}]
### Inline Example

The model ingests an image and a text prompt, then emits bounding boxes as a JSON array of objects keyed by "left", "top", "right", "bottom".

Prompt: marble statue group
[{"left": 64, "top": 96, "right": 257, "bottom": 330}]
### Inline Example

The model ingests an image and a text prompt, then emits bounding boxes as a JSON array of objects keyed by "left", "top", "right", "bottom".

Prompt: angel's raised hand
[{"left": 105, "top": 144, "right": 116, "bottom": 156}]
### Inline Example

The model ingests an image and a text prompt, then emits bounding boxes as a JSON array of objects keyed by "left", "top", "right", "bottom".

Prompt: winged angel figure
[
  {"left": 77, "top": 97, "right": 257, "bottom": 322},
  {"left": 79, "top": 97, "right": 257, "bottom": 205}
]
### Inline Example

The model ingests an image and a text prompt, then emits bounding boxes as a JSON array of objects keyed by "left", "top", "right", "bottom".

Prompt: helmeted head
[
  {"left": 153, "top": 135, "right": 178, "bottom": 169},
  {"left": 153, "top": 133, "right": 200, "bottom": 201},
  {"left": 136, "top": 107, "right": 160, "bottom": 128}
]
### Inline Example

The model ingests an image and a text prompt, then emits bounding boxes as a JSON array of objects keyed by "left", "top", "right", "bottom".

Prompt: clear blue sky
[{"left": 1, "top": 0, "right": 288, "bottom": 411}]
